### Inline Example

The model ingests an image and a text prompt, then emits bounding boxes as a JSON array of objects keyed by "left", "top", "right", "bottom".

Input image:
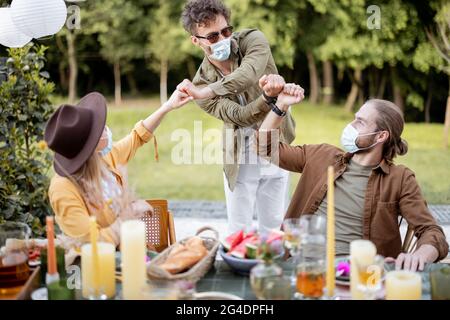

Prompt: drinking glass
[
  {"left": 261, "top": 275, "right": 294, "bottom": 300},
  {"left": 430, "top": 266, "right": 450, "bottom": 300},
  {"left": 353, "top": 254, "right": 385, "bottom": 300},
  {"left": 0, "top": 222, "right": 31, "bottom": 297},
  {"left": 295, "top": 233, "right": 326, "bottom": 299},
  {"left": 140, "top": 280, "right": 180, "bottom": 300},
  {"left": 282, "top": 218, "right": 303, "bottom": 257}
]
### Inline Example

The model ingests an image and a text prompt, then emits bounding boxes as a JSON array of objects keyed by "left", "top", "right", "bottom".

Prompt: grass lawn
[{"left": 83, "top": 97, "right": 450, "bottom": 204}]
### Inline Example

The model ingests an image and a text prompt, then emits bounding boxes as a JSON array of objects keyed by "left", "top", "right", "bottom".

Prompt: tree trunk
[
  {"left": 377, "top": 70, "right": 387, "bottom": 98},
  {"left": 444, "top": 77, "right": 450, "bottom": 149},
  {"left": 306, "top": 51, "right": 319, "bottom": 104},
  {"left": 126, "top": 71, "right": 139, "bottom": 96},
  {"left": 114, "top": 60, "right": 122, "bottom": 106},
  {"left": 344, "top": 68, "right": 361, "bottom": 113},
  {"left": 58, "top": 61, "right": 68, "bottom": 91},
  {"left": 322, "top": 60, "right": 334, "bottom": 105},
  {"left": 66, "top": 31, "right": 78, "bottom": 104},
  {"left": 391, "top": 66, "right": 404, "bottom": 111},
  {"left": 424, "top": 78, "right": 433, "bottom": 123},
  {"left": 187, "top": 57, "right": 197, "bottom": 80},
  {"left": 160, "top": 58, "right": 168, "bottom": 104},
  {"left": 368, "top": 67, "right": 377, "bottom": 98}
]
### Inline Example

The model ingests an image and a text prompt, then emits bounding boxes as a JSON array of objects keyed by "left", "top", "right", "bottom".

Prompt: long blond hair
[{"left": 68, "top": 153, "right": 110, "bottom": 215}]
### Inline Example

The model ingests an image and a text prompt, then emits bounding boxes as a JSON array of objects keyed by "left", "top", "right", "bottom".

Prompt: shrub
[{"left": 0, "top": 44, "right": 55, "bottom": 236}]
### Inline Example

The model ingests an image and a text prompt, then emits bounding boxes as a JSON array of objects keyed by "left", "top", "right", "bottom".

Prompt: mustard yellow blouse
[{"left": 48, "top": 121, "right": 154, "bottom": 247}]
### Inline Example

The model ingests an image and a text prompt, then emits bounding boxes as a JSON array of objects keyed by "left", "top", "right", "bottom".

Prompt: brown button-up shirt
[{"left": 258, "top": 134, "right": 448, "bottom": 260}]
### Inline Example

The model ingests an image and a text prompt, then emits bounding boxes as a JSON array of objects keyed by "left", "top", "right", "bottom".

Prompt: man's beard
[{"left": 355, "top": 134, "right": 377, "bottom": 154}]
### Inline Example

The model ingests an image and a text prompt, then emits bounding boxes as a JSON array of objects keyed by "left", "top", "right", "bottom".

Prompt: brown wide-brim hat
[{"left": 44, "top": 92, "right": 107, "bottom": 177}]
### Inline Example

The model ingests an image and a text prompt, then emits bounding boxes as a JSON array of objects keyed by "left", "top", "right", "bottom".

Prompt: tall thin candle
[
  {"left": 89, "top": 216, "right": 100, "bottom": 297},
  {"left": 326, "top": 166, "right": 335, "bottom": 297},
  {"left": 46, "top": 216, "right": 57, "bottom": 276}
]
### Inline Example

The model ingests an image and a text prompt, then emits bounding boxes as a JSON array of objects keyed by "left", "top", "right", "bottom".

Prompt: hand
[
  {"left": 176, "top": 79, "right": 213, "bottom": 99},
  {"left": 120, "top": 199, "right": 153, "bottom": 221},
  {"left": 385, "top": 244, "right": 439, "bottom": 272},
  {"left": 276, "top": 83, "right": 305, "bottom": 111},
  {"left": 259, "top": 74, "right": 285, "bottom": 98},
  {"left": 164, "top": 89, "right": 194, "bottom": 110}
]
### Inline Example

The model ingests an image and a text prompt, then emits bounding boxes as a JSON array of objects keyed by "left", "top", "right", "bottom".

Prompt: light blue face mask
[
  {"left": 340, "top": 124, "right": 381, "bottom": 153},
  {"left": 209, "top": 38, "right": 231, "bottom": 62},
  {"left": 99, "top": 126, "right": 113, "bottom": 157}
]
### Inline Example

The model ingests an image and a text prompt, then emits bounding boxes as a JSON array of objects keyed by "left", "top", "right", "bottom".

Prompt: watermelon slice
[
  {"left": 245, "top": 243, "right": 258, "bottom": 259},
  {"left": 266, "top": 230, "right": 284, "bottom": 244},
  {"left": 223, "top": 230, "right": 245, "bottom": 251},
  {"left": 230, "top": 235, "right": 259, "bottom": 259}
]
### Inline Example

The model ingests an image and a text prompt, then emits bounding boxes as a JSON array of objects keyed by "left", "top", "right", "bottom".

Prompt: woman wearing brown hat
[{"left": 45, "top": 90, "right": 193, "bottom": 247}]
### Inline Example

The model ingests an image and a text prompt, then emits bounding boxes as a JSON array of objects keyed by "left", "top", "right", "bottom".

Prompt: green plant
[{"left": 0, "top": 43, "right": 55, "bottom": 236}]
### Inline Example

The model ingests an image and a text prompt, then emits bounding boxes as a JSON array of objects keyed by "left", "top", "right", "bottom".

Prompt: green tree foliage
[
  {"left": 146, "top": 0, "right": 190, "bottom": 103},
  {"left": 228, "top": 0, "right": 302, "bottom": 69},
  {"left": 82, "top": 0, "right": 148, "bottom": 105},
  {"left": 0, "top": 44, "right": 54, "bottom": 236}
]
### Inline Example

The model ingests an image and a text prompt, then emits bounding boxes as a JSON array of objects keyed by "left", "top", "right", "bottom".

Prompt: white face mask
[
  {"left": 340, "top": 124, "right": 381, "bottom": 153},
  {"left": 99, "top": 126, "right": 113, "bottom": 157},
  {"left": 209, "top": 38, "right": 231, "bottom": 61}
]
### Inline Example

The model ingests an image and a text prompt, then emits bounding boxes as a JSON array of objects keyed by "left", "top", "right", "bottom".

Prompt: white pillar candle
[
  {"left": 385, "top": 271, "right": 422, "bottom": 300},
  {"left": 121, "top": 220, "right": 147, "bottom": 300},
  {"left": 350, "top": 240, "right": 376, "bottom": 299},
  {"left": 81, "top": 242, "right": 116, "bottom": 299}
]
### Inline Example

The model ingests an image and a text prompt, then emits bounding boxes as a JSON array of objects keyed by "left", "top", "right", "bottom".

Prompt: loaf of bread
[{"left": 159, "top": 236, "right": 208, "bottom": 274}]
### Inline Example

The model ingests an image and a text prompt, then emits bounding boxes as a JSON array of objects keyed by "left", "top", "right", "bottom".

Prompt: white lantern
[
  {"left": 10, "top": 0, "right": 67, "bottom": 39},
  {"left": 0, "top": 8, "right": 32, "bottom": 48}
]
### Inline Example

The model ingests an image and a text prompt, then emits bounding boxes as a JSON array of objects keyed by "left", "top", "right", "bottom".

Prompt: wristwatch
[
  {"left": 270, "top": 102, "right": 286, "bottom": 117},
  {"left": 263, "top": 91, "right": 278, "bottom": 104}
]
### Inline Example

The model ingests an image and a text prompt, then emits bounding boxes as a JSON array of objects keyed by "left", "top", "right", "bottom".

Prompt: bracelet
[
  {"left": 270, "top": 103, "right": 286, "bottom": 117},
  {"left": 263, "top": 91, "right": 278, "bottom": 104}
]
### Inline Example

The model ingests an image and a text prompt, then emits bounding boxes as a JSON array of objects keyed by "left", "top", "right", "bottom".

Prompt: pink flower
[{"left": 336, "top": 261, "right": 350, "bottom": 276}]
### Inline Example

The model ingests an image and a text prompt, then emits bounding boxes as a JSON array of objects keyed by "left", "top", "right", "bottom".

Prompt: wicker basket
[{"left": 146, "top": 226, "right": 219, "bottom": 283}]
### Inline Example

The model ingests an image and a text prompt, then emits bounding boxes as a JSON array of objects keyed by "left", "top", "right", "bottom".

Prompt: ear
[
  {"left": 378, "top": 131, "right": 389, "bottom": 144},
  {"left": 191, "top": 35, "right": 199, "bottom": 46}
]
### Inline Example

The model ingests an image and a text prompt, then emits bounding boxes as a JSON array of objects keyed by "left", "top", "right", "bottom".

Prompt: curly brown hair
[{"left": 181, "top": 0, "right": 231, "bottom": 34}]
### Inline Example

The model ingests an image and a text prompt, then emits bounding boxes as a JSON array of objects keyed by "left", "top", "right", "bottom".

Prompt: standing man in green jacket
[{"left": 179, "top": 0, "right": 297, "bottom": 235}]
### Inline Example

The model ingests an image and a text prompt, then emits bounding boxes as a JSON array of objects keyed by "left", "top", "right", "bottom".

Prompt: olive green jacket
[{"left": 192, "top": 29, "right": 296, "bottom": 190}]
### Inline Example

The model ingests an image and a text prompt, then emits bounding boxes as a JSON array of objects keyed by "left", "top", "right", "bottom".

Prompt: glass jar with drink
[{"left": 0, "top": 222, "right": 31, "bottom": 298}]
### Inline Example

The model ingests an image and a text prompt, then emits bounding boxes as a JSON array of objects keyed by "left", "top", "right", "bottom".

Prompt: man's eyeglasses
[{"left": 195, "top": 26, "right": 234, "bottom": 44}]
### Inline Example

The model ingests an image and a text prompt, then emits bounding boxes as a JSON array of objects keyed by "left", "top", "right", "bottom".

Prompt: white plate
[
  {"left": 194, "top": 291, "right": 243, "bottom": 300},
  {"left": 31, "top": 287, "right": 48, "bottom": 300}
]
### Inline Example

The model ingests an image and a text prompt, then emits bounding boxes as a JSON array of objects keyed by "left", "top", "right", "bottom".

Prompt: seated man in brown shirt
[{"left": 257, "top": 78, "right": 449, "bottom": 272}]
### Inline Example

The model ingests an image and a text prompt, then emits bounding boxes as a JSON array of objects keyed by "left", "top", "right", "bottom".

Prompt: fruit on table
[
  {"left": 223, "top": 229, "right": 284, "bottom": 259},
  {"left": 223, "top": 229, "right": 244, "bottom": 251},
  {"left": 230, "top": 235, "right": 259, "bottom": 259}
]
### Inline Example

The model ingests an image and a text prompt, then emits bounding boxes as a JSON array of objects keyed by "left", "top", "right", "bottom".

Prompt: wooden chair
[
  {"left": 399, "top": 217, "right": 417, "bottom": 254},
  {"left": 142, "top": 199, "right": 176, "bottom": 253}
]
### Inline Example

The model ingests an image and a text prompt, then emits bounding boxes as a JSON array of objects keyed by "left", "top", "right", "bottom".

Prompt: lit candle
[
  {"left": 84, "top": 217, "right": 101, "bottom": 297},
  {"left": 385, "top": 271, "right": 422, "bottom": 300},
  {"left": 121, "top": 220, "right": 147, "bottom": 300},
  {"left": 350, "top": 240, "right": 376, "bottom": 299},
  {"left": 81, "top": 242, "right": 116, "bottom": 299},
  {"left": 326, "top": 166, "right": 335, "bottom": 297},
  {"left": 46, "top": 216, "right": 58, "bottom": 281}
]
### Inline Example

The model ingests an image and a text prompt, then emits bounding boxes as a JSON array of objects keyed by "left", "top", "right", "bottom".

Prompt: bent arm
[
  {"left": 208, "top": 30, "right": 273, "bottom": 96},
  {"left": 399, "top": 169, "right": 449, "bottom": 261}
]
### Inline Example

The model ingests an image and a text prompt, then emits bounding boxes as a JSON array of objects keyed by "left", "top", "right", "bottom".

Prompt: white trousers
[{"left": 224, "top": 160, "right": 290, "bottom": 235}]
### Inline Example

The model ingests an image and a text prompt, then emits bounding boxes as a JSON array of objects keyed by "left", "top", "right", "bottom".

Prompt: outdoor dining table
[
  {"left": 7, "top": 254, "right": 448, "bottom": 300},
  {"left": 195, "top": 258, "right": 447, "bottom": 300}
]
